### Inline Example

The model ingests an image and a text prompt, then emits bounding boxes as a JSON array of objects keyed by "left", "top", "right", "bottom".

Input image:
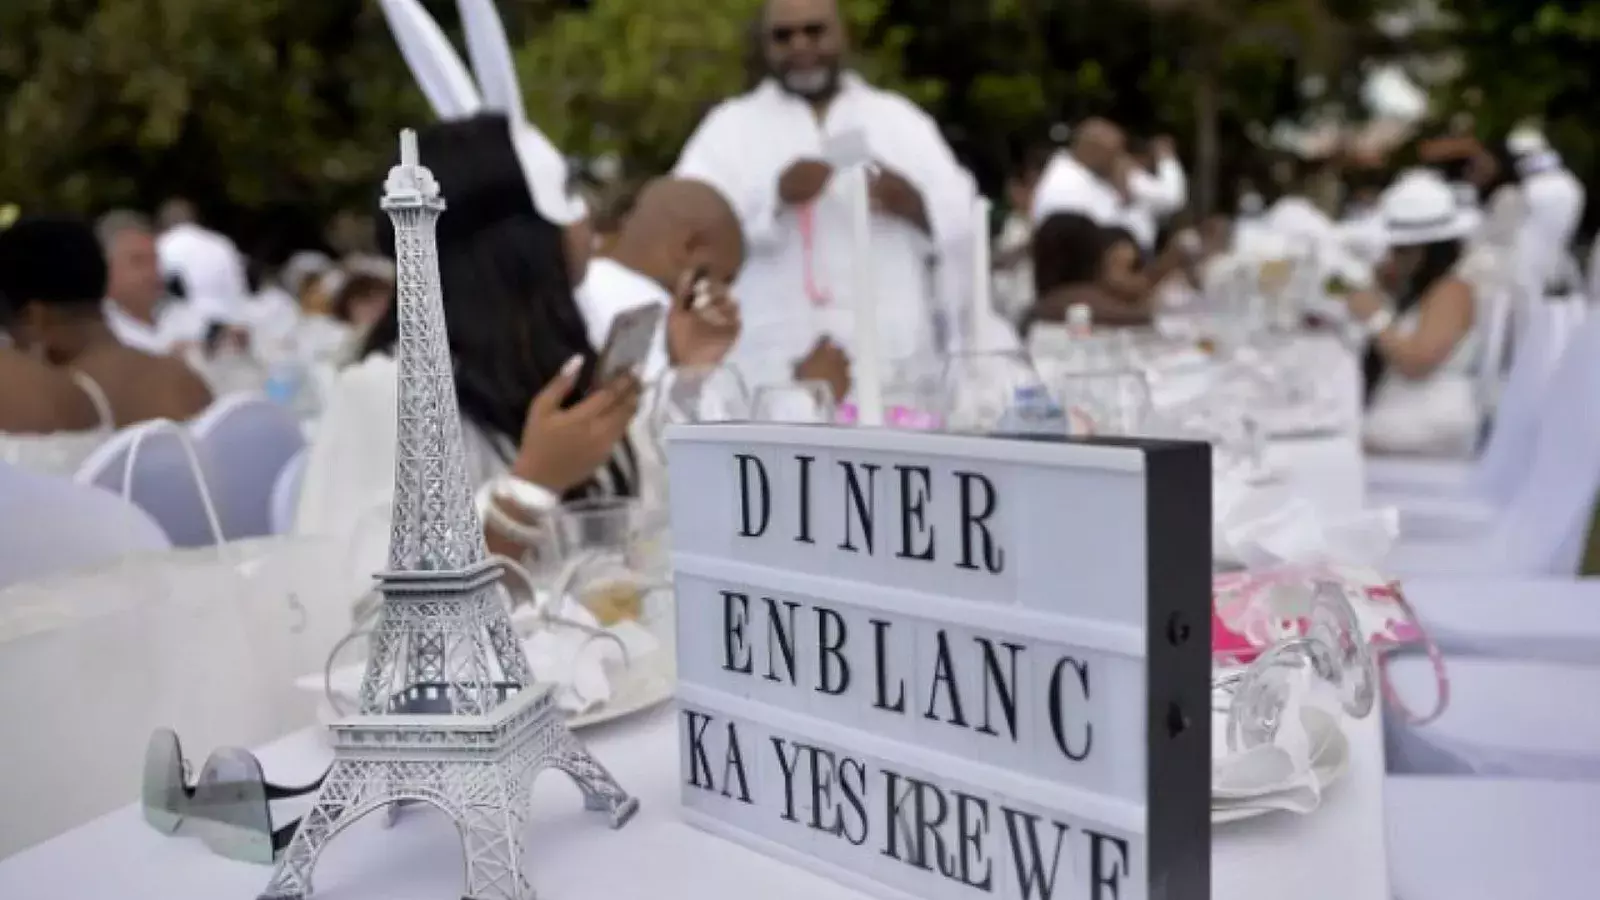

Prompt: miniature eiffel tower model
[{"left": 259, "top": 130, "right": 637, "bottom": 900}]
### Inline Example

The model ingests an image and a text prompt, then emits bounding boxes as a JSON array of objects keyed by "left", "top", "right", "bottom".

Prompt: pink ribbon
[
  {"left": 797, "top": 205, "right": 832, "bottom": 308},
  {"left": 836, "top": 403, "right": 942, "bottom": 430}
]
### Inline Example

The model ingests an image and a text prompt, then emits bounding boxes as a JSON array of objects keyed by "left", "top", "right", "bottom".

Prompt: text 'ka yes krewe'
[{"left": 665, "top": 424, "right": 1214, "bottom": 900}]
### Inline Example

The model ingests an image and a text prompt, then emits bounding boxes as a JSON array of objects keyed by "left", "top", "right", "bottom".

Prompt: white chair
[
  {"left": 1387, "top": 776, "right": 1600, "bottom": 899},
  {"left": 1385, "top": 656, "right": 1600, "bottom": 781},
  {"left": 74, "top": 420, "right": 225, "bottom": 548},
  {"left": 1399, "top": 576, "right": 1600, "bottom": 665},
  {"left": 192, "top": 393, "right": 306, "bottom": 539},
  {"left": 0, "top": 462, "right": 172, "bottom": 590},
  {"left": 270, "top": 447, "right": 308, "bottom": 535},
  {"left": 1385, "top": 309, "right": 1600, "bottom": 577}
]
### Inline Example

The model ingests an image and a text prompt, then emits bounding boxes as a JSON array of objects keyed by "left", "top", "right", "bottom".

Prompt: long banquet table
[{"left": 0, "top": 336, "right": 1390, "bottom": 900}]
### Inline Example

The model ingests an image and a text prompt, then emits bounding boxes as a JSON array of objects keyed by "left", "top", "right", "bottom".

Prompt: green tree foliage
[
  {"left": 1431, "top": 0, "right": 1600, "bottom": 215},
  {"left": 514, "top": 0, "right": 939, "bottom": 173},
  {"left": 0, "top": 0, "right": 422, "bottom": 242}
]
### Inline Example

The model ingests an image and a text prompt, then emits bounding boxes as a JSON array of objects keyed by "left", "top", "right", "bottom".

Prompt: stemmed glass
[
  {"left": 647, "top": 364, "right": 751, "bottom": 439},
  {"left": 1048, "top": 368, "right": 1152, "bottom": 437},
  {"left": 751, "top": 380, "right": 836, "bottom": 424},
  {"left": 934, "top": 350, "right": 1055, "bottom": 434},
  {"left": 1213, "top": 581, "right": 1376, "bottom": 753}
]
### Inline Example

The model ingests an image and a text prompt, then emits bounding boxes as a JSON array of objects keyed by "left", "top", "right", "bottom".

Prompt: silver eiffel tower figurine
[{"left": 259, "top": 129, "right": 637, "bottom": 900}]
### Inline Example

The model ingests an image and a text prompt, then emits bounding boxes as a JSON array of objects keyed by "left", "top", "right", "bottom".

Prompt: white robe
[
  {"left": 673, "top": 73, "right": 974, "bottom": 388},
  {"left": 1514, "top": 158, "right": 1585, "bottom": 294}
]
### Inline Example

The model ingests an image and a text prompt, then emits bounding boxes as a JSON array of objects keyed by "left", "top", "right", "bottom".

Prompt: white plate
[{"left": 1211, "top": 706, "right": 1351, "bottom": 824}]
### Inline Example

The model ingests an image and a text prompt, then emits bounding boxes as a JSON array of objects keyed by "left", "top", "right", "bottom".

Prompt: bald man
[
  {"left": 1030, "top": 117, "right": 1129, "bottom": 227},
  {"left": 575, "top": 177, "right": 744, "bottom": 383},
  {"left": 674, "top": 0, "right": 977, "bottom": 388}
]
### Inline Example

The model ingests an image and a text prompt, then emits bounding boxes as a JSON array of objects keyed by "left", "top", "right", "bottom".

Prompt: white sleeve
[
  {"left": 673, "top": 103, "right": 786, "bottom": 252},
  {"left": 1127, "top": 156, "right": 1187, "bottom": 215},
  {"left": 887, "top": 99, "right": 978, "bottom": 254}
]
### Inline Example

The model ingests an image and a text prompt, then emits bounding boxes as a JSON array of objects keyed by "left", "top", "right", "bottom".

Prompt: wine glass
[
  {"left": 1049, "top": 368, "right": 1152, "bottom": 437},
  {"left": 1217, "top": 581, "right": 1375, "bottom": 753},
  {"left": 751, "top": 380, "right": 836, "bottom": 424},
  {"left": 934, "top": 350, "right": 1053, "bottom": 434},
  {"left": 648, "top": 364, "right": 751, "bottom": 437}
]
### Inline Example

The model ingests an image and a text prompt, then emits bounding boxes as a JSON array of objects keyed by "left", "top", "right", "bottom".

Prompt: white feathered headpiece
[{"left": 378, "top": 0, "right": 587, "bottom": 225}]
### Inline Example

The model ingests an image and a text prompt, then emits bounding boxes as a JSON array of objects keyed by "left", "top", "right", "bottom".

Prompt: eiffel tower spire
[{"left": 382, "top": 128, "right": 490, "bottom": 574}]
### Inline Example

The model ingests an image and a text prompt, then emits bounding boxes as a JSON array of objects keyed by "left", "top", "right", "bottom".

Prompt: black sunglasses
[
  {"left": 769, "top": 21, "right": 828, "bottom": 44},
  {"left": 141, "top": 728, "right": 327, "bottom": 864}
]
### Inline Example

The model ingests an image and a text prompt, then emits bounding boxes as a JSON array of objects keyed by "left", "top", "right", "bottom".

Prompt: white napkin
[
  {"left": 1214, "top": 477, "right": 1398, "bottom": 569},
  {"left": 523, "top": 596, "right": 655, "bottom": 715},
  {"left": 1211, "top": 679, "right": 1328, "bottom": 813}
]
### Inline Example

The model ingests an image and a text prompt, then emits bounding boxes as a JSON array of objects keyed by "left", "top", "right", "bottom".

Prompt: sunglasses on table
[
  {"left": 769, "top": 21, "right": 829, "bottom": 44},
  {"left": 141, "top": 728, "right": 327, "bottom": 865}
]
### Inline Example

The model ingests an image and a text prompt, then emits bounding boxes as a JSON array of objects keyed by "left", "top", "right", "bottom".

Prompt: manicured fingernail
[{"left": 561, "top": 354, "right": 583, "bottom": 378}]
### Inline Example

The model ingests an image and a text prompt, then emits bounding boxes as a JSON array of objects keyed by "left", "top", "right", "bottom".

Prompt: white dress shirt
[
  {"left": 1030, "top": 151, "right": 1123, "bottom": 227},
  {"left": 574, "top": 257, "right": 672, "bottom": 384},
  {"left": 102, "top": 298, "right": 203, "bottom": 355},
  {"left": 674, "top": 73, "right": 974, "bottom": 388}
]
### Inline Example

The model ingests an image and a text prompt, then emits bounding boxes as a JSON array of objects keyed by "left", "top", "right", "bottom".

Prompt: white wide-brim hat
[{"left": 1380, "top": 169, "right": 1476, "bottom": 246}]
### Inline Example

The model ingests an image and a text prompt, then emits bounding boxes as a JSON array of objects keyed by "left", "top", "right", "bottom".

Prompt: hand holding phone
[{"left": 596, "top": 302, "right": 665, "bottom": 385}]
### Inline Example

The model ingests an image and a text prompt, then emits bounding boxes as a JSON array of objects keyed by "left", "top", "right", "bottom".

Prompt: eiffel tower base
[{"left": 257, "top": 689, "right": 637, "bottom": 900}]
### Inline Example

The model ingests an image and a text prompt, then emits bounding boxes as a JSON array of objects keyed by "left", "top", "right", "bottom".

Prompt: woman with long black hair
[
  {"left": 1347, "top": 170, "right": 1488, "bottom": 457},
  {"left": 295, "top": 114, "right": 643, "bottom": 583}
]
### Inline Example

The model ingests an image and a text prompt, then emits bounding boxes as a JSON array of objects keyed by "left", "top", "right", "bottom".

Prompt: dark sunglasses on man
[
  {"left": 141, "top": 728, "right": 326, "bottom": 864},
  {"left": 769, "top": 21, "right": 828, "bottom": 44}
]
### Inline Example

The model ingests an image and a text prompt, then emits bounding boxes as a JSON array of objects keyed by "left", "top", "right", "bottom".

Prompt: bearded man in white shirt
[{"left": 674, "top": 0, "right": 974, "bottom": 393}]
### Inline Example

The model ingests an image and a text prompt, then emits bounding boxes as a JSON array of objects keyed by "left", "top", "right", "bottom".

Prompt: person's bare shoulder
[
  {"left": 155, "top": 354, "right": 215, "bottom": 419},
  {"left": 0, "top": 347, "right": 97, "bottom": 433}
]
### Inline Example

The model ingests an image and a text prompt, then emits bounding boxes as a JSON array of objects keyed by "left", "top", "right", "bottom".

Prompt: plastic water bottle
[
  {"left": 264, "top": 361, "right": 303, "bottom": 408},
  {"left": 997, "top": 384, "right": 1066, "bottom": 436}
]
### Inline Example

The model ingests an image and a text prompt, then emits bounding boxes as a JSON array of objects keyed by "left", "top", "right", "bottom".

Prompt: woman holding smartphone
[{"left": 295, "top": 116, "right": 651, "bottom": 585}]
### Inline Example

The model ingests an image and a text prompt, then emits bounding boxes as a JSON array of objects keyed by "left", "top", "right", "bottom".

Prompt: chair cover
[
  {"left": 74, "top": 420, "right": 225, "bottom": 549},
  {"left": 192, "top": 393, "right": 306, "bottom": 539},
  {"left": 1385, "top": 656, "right": 1600, "bottom": 780},
  {"left": 1387, "top": 310, "right": 1600, "bottom": 576},
  {"left": 1400, "top": 575, "right": 1600, "bottom": 664},
  {"left": 1387, "top": 776, "right": 1600, "bottom": 900},
  {"left": 0, "top": 462, "right": 171, "bottom": 590},
  {"left": 270, "top": 447, "right": 308, "bottom": 535},
  {"left": 0, "top": 536, "right": 352, "bottom": 856}
]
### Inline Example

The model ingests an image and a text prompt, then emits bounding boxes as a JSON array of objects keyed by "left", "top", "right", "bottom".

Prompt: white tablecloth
[{"left": 0, "top": 335, "right": 1389, "bottom": 899}]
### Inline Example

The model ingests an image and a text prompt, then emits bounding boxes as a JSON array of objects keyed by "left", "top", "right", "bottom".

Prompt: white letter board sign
[{"left": 666, "top": 424, "right": 1212, "bottom": 900}]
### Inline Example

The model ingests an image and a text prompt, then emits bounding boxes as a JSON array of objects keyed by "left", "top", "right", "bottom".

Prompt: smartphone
[{"left": 596, "top": 301, "right": 665, "bottom": 384}]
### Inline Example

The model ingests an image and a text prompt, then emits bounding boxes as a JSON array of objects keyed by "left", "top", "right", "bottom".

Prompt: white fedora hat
[{"left": 1380, "top": 169, "right": 1476, "bottom": 246}]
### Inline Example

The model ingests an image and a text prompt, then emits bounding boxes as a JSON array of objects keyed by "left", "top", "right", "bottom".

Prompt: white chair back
[
  {"left": 1485, "top": 311, "right": 1600, "bottom": 573},
  {"left": 0, "top": 462, "right": 171, "bottom": 590},
  {"left": 74, "top": 420, "right": 225, "bottom": 548},
  {"left": 191, "top": 393, "right": 306, "bottom": 539},
  {"left": 270, "top": 448, "right": 309, "bottom": 535},
  {"left": 1472, "top": 297, "right": 1571, "bottom": 503},
  {"left": 1473, "top": 285, "right": 1515, "bottom": 415}
]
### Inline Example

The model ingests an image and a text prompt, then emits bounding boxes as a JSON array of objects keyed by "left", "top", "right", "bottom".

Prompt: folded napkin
[
  {"left": 523, "top": 596, "right": 659, "bottom": 714},
  {"left": 1214, "top": 475, "right": 1398, "bottom": 570},
  {"left": 1211, "top": 678, "right": 1326, "bottom": 813}
]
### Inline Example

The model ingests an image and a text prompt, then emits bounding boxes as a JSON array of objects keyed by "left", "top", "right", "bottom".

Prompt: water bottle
[
  {"left": 997, "top": 384, "right": 1066, "bottom": 436},
  {"left": 264, "top": 361, "right": 303, "bottom": 408}
]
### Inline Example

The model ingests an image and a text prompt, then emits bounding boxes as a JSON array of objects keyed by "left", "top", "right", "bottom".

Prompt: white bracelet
[{"left": 474, "top": 474, "right": 560, "bottom": 545}]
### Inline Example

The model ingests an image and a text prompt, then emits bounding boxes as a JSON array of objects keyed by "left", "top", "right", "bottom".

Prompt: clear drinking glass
[
  {"left": 751, "top": 380, "right": 836, "bottom": 424},
  {"left": 553, "top": 498, "right": 668, "bottom": 629},
  {"left": 1049, "top": 368, "right": 1152, "bottom": 437},
  {"left": 648, "top": 364, "right": 751, "bottom": 437},
  {"left": 1215, "top": 582, "right": 1376, "bottom": 753},
  {"left": 935, "top": 350, "right": 1052, "bottom": 434}
]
